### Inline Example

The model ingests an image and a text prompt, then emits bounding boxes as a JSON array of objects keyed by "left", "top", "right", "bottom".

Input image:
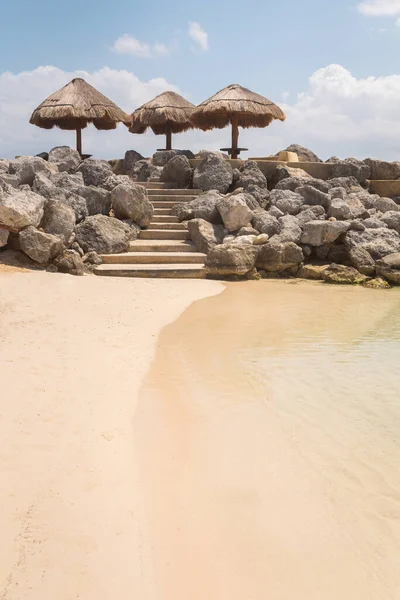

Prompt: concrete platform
[
  {"left": 101, "top": 252, "right": 206, "bottom": 264},
  {"left": 369, "top": 180, "right": 400, "bottom": 197}
]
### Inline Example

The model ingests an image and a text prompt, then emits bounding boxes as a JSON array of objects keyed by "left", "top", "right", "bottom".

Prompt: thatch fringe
[
  {"left": 191, "top": 84, "right": 286, "bottom": 130},
  {"left": 30, "top": 78, "right": 132, "bottom": 131},
  {"left": 129, "top": 91, "right": 195, "bottom": 135}
]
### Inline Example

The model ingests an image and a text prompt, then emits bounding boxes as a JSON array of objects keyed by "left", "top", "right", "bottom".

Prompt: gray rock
[
  {"left": 273, "top": 215, "right": 302, "bottom": 244},
  {"left": 193, "top": 153, "right": 233, "bottom": 193},
  {"left": 53, "top": 249, "right": 85, "bottom": 275},
  {"left": 40, "top": 200, "right": 76, "bottom": 242},
  {"left": 296, "top": 205, "right": 326, "bottom": 227},
  {"left": 349, "top": 219, "right": 366, "bottom": 231},
  {"left": 0, "top": 174, "right": 20, "bottom": 188},
  {"left": 72, "top": 185, "right": 111, "bottom": 216},
  {"left": 124, "top": 150, "right": 145, "bottom": 176},
  {"left": 253, "top": 233, "right": 269, "bottom": 245},
  {"left": 61, "top": 193, "right": 88, "bottom": 223},
  {"left": 121, "top": 220, "right": 141, "bottom": 241},
  {"left": 301, "top": 221, "right": 350, "bottom": 246},
  {"left": 297, "top": 185, "right": 331, "bottom": 209},
  {"left": 235, "top": 161, "right": 267, "bottom": 189},
  {"left": 19, "top": 226, "right": 64, "bottom": 264},
  {"left": 327, "top": 244, "right": 349, "bottom": 264},
  {"left": 362, "top": 217, "right": 388, "bottom": 229},
  {"left": 256, "top": 240, "right": 304, "bottom": 272},
  {"left": 268, "top": 206, "right": 285, "bottom": 219},
  {"left": 276, "top": 177, "right": 331, "bottom": 194},
  {"left": 321, "top": 264, "right": 368, "bottom": 285},
  {"left": 282, "top": 144, "right": 321, "bottom": 162},
  {"left": 328, "top": 198, "right": 352, "bottom": 220},
  {"left": 376, "top": 253, "right": 400, "bottom": 284},
  {"left": 226, "top": 235, "right": 257, "bottom": 246},
  {"left": 0, "top": 185, "right": 45, "bottom": 229},
  {"left": 0, "top": 160, "right": 10, "bottom": 174},
  {"left": 375, "top": 196, "right": 400, "bottom": 213},
  {"left": 364, "top": 158, "right": 400, "bottom": 181},
  {"left": 71, "top": 241, "right": 84, "bottom": 256},
  {"left": 331, "top": 158, "right": 370, "bottom": 185},
  {"left": 187, "top": 218, "right": 226, "bottom": 253},
  {"left": 298, "top": 264, "right": 327, "bottom": 280},
  {"left": 206, "top": 244, "right": 258, "bottom": 276},
  {"left": 50, "top": 170, "right": 85, "bottom": 189},
  {"left": 244, "top": 184, "right": 270, "bottom": 209},
  {"left": 137, "top": 162, "right": 163, "bottom": 182},
  {"left": 217, "top": 194, "right": 253, "bottom": 232},
  {"left": 75, "top": 158, "right": 113, "bottom": 186},
  {"left": 153, "top": 150, "right": 184, "bottom": 167},
  {"left": 345, "top": 228, "right": 400, "bottom": 259},
  {"left": 101, "top": 174, "right": 133, "bottom": 192},
  {"left": 83, "top": 251, "right": 103, "bottom": 265},
  {"left": 9, "top": 156, "right": 56, "bottom": 186},
  {"left": 252, "top": 211, "right": 281, "bottom": 236},
  {"left": 349, "top": 246, "right": 375, "bottom": 275},
  {"left": 48, "top": 146, "right": 81, "bottom": 172},
  {"left": 271, "top": 189, "right": 304, "bottom": 215},
  {"left": 327, "top": 177, "right": 362, "bottom": 193},
  {"left": 274, "top": 164, "right": 312, "bottom": 184},
  {"left": 75, "top": 215, "right": 131, "bottom": 254},
  {"left": 160, "top": 155, "right": 193, "bottom": 188},
  {"left": 381, "top": 211, "right": 400, "bottom": 233},
  {"left": 111, "top": 183, "right": 153, "bottom": 228}
]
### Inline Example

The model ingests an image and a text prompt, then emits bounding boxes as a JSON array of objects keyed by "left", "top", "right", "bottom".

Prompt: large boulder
[
  {"left": 111, "top": 183, "right": 153, "bottom": 227},
  {"left": 0, "top": 185, "right": 45, "bottom": 229},
  {"left": 297, "top": 185, "right": 331, "bottom": 209},
  {"left": 235, "top": 161, "right": 267, "bottom": 189},
  {"left": 187, "top": 218, "right": 226, "bottom": 253},
  {"left": 153, "top": 150, "right": 184, "bottom": 167},
  {"left": 331, "top": 158, "right": 370, "bottom": 185},
  {"left": 273, "top": 215, "right": 302, "bottom": 244},
  {"left": 136, "top": 162, "right": 162, "bottom": 182},
  {"left": 101, "top": 174, "right": 133, "bottom": 192},
  {"left": 40, "top": 200, "right": 76, "bottom": 242},
  {"left": 244, "top": 184, "right": 270, "bottom": 209},
  {"left": 328, "top": 191, "right": 368, "bottom": 220},
  {"left": 381, "top": 211, "right": 400, "bottom": 233},
  {"left": 75, "top": 158, "right": 113, "bottom": 186},
  {"left": 296, "top": 205, "right": 326, "bottom": 227},
  {"left": 301, "top": 221, "right": 350, "bottom": 246},
  {"left": 160, "top": 155, "right": 193, "bottom": 188},
  {"left": 0, "top": 174, "right": 20, "bottom": 188},
  {"left": 50, "top": 170, "right": 85, "bottom": 189},
  {"left": 0, "top": 160, "right": 10, "bottom": 174},
  {"left": 32, "top": 174, "right": 88, "bottom": 222},
  {"left": 282, "top": 144, "right": 321, "bottom": 162},
  {"left": 375, "top": 196, "right": 400, "bottom": 213},
  {"left": 276, "top": 176, "right": 330, "bottom": 194},
  {"left": 205, "top": 244, "right": 258, "bottom": 276},
  {"left": 252, "top": 211, "right": 281, "bottom": 236},
  {"left": 345, "top": 228, "right": 400, "bottom": 260},
  {"left": 48, "top": 146, "right": 81, "bottom": 172},
  {"left": 376, "top": 253, "right": 400, "bottom": 284},
  {"left": 364, "top": 159, "right": 400, "bottom": 181},
  {"left": 193, "top": 153, "right": 233, "bottom": 193},
  {"left": 19, "top": 226, "right": 64, "bottom": 264},
  {"left": 75, "top": 215, "right": 131, "bottom": 254},
  {"left": 327, "top": 176, "right": 362, "bottom": 193},
  {"left": 72, "top": 185, "right": 111, "bottom": 216},
  {"left": 172, "top": 190, "right": 223, "bottom": 223},
  {"left": 124, "top": 150, "right": 145, "bottom": 176},
  {"left": 321, "top": 264, "right": 368, "bottom": 285},
  {"left": 8, "top": 156, "right": 56, "bottom": 186},
  {"left": 349, "top": 246, "right": 375, "bottom": 275},
  {"left": 256, "top": 241, "right": 304, "bottom": 272},
  {"left": 274, "top": 164, "right": 312, "bottom": 184},
  {"left": 217, "top": 194, "right": 253, "bottom": 232},
  {"left": 53, "top": 249, "right": 85, "bottom": 276},
  {"left": 270, "top": 189, "right": 304, "bottom": 215}
]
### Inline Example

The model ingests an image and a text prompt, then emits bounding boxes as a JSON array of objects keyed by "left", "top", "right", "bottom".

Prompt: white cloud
[
  {"left": 188, "top": 22, "right": 209, "bottom": 51},
  {"left": 357, "top": 0, "right": 400, "bottom": 15},
  {"left": 112, "top": 34, "right": 169, "bottom": 58},
  {"left": 3, "top": 63, "right": 400, "bottom": 161}
]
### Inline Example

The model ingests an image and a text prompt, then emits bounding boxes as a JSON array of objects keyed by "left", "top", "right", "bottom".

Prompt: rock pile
[{"left": 0, "top": 146, "right": 153, "bottom": 274}]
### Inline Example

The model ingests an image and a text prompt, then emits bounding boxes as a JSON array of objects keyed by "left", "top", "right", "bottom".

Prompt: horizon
[{"left": 2, "top": 0, "right": 400, "bottom": 160}]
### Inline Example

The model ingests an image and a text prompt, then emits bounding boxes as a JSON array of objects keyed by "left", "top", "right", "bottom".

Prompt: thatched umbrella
[
  {"left": 30, "top": 78, "right": 131, "bottom": 156},
  {"left": 191, "top": 84, "right": 286, "bottom": 159},
  {"left": 129, "top": 91, "right": 195, "bottom": 150}
]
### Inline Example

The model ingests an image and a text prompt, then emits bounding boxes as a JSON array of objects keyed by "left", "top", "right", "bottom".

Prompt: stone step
[
  {"left": 151, "top": 215, "right": 179, "bottom": 223},
  {"left": 147, "top": 189, "right": 200, "bottom": 196},
  {"left": 148, "top": 222, "right": 186, "bottom": 230},
  {"left": 139, "top": 182, "right": 164, "bottom": 189},
  {"left": 153, "top": 207, "right": 172, "bottom": 214},
  {"left": 140, "top": 229, "right": 189, "bottom": 240},
  {"left": 94, "top": 264, "right": 206, "bottom": 279},
  {"left": 152, "top": 201, "right": 185, "bottom": 209},
  {"left": 149, "top": 194, "right": 196, "bottom": 202},
  {"left": 130, "top": 240, "right": 198, "bottom": 252},
  {"left": 101, "top": 252, "right": 206, "bottom": 264}
]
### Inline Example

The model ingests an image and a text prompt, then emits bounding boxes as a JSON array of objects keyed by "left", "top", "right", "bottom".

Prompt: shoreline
[{"left": 0, "top": 271, "right": 224, "bottom": 599}]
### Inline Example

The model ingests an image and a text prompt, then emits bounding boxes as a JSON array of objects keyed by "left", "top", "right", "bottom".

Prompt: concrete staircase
[{"left": 94, "top": 182, "right": 206, "bottom": 278}]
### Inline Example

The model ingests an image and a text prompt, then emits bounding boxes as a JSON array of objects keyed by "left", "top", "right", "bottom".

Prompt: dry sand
[{"left": 0, "top": 271, "right": 223, "bottom": 600}]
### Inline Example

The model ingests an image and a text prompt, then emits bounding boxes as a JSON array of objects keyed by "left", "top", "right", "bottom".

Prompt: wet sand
[
  {"left": 134, "top": 280, "right": 400, "bottom": 600},
  {"left": 0, "top": 272, "right": 223, "bottom": 600}
]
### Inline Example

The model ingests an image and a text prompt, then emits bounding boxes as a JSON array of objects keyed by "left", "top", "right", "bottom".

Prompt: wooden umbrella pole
[
  {"left": 76, "top": 127, "right": 82, "bottom": 156},
  {"left": 166, "top": 124, "right": 172, "bottom": 150},
  {"left": 231, "top": 114, "right": 239, "bottom": 159}
]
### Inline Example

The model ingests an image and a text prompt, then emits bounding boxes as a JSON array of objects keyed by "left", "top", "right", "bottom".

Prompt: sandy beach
[{"left": 0, "top": 270, "right": 223, "bottom": 600}]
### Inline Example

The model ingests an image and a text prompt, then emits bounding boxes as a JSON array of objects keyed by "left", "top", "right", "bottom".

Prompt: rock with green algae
[
  {"left": 363, "top": 278, "right": 391, "bottom": 289},
  {"left": 321, "top": 263, "right": 368, "bottom": 285}
]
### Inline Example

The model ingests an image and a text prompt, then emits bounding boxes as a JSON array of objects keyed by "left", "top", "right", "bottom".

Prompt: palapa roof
[
  {"left": 30, "top": 78, "right": 132, "bottom": 131},
  {"left": 129, "top": 91, "right": 195, "bottom": 135},
  {"left": 191, "top": 84, "right": 286, "bottom": 130}
]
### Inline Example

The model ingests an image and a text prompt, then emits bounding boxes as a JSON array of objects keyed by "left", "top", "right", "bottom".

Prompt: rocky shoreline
[{"left": 1, "top": 145, "right": 400, "bottom": 287}]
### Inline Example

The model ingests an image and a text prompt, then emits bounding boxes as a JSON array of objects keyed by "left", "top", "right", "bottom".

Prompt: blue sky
[{"left": 1, "top": 0, "right": 400, "bottom": 159}]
